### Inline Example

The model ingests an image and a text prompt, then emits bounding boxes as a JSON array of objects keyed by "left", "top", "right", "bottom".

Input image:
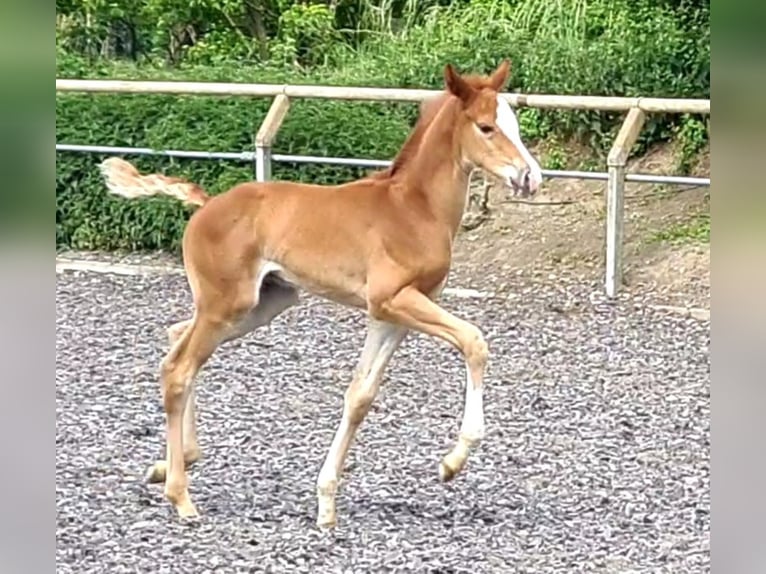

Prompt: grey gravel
[{"left": 56, "top": 268, "right": 709, "bottom": 573}]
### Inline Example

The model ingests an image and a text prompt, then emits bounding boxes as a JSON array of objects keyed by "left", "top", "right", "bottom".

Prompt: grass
[{"left": 651, "top": 212, "right": 710, "bottom": 245}]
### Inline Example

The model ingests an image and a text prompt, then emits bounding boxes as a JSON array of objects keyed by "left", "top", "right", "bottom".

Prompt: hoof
[
  {"left": 145, "top": 453, "right": 200, "bottom": 484},
  {"left": 439, "top": 460, "right": 458, "bottom": 482},
  {"left": 176, "top": 501, "right": 199, "bottom": 519},
  {"left": 316, "top": 496, "right": 337, "bottom": 531},
  {"left": 166, "top": 488, "right": 199, "bottom": 519},
  {"left": 316, "top": 515, "right": 337, "bottom": 530},
  {"left": 145, "top": 461, "right": 167, "bottom": 484}
]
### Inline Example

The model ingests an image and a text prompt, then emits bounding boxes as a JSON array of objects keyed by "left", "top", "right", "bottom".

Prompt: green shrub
[
  {"left": 56, "top": 62, "right": 418, "bottom": 251},
  {"left": 348, "top": 0, "right": 709, "bottom": 151},
  {"left": 56, "top": 0, "right": 709, "bottom": 252},
  {"left": 674, "top": 114, "right": 709, "bottom": 174}
]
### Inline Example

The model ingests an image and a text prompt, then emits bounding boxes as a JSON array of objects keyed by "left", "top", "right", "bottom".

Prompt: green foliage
[
  {"left": 674, "top": 114, "right": 709, "bottom": 174},
  {"left": 56, "top": 62, "right": 417, "bottom": 251},
  {"left": 542, "top": 144, "right": 567, "bottom": 171},
  {"left": 352, "top": 0, "right": 708, "bottom": 149},
  {"left": 56, "top": 0, "right": 710, "bottom": 251},
  {"left": 272, "top": 2, "right": 339, "bottom": 66},
  {"left": 651, "top": 211, "right": 710, "bottom": 244}
]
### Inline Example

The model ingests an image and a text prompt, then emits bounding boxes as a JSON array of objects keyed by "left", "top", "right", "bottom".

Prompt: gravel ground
[{"left": 56, "top": 265, "right": 709, "bottom": 573}]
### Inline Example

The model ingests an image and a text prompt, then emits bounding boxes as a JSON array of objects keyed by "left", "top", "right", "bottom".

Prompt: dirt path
[{"left": 451, "top": 144, "right": 710, "bottom": 310}]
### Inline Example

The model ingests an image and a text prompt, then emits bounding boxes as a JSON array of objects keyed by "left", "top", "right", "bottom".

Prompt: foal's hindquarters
[{"left": 144, "top": 273, "right": 298, "bottom": 487}]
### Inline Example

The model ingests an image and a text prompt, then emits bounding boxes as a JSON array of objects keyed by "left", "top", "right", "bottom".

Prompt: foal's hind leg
[
  {"left": 146, "top": 282, "right": 298, "bottom": 485},
  {"left": 148, "top": 269, "right": 299, "bottom": 518},
  {"left": 145, "top": 318, "right": 202, "bottom": 484},
  {"left": 159, "top": 315, "right": 226, "bottom": 518}
]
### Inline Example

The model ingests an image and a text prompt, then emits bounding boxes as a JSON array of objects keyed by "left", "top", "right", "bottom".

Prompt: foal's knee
[
  {"left": 344, "top": 379, "right": 377, "bottom": 425},
  {"left": 464, "top": 327, "right": 489, "bottom": 371},
  {"left": 167, "top": 320, "right": 190, "bottom": 345}
]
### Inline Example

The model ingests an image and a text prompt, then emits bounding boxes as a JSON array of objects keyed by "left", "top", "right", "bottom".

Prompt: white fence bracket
[
  {"left": 605, "top": 107, "right": 646, "bottom": 298},
  {"left": 254, "top": 94, "right": 290, "bottom": 182}
]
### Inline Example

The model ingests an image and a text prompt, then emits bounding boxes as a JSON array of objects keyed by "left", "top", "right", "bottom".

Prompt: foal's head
[{"left": 444, "top": 61, "right": 543, "bottom": 197}]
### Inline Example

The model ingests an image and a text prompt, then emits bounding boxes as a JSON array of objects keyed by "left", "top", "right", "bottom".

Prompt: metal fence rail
[
  {"left": 55, "top": 143, "right": 712, "bottom": 187},
  {"left": 55, "top": 78, "right": 711, "bottom": 297}
]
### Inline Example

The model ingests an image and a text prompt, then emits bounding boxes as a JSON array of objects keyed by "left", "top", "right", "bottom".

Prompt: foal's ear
[
  {"left": 489, "top": 59, "right": 511, "bottom": 91},
  {"left": 444, "top": 63, "right": 475, "bottom": 103}
]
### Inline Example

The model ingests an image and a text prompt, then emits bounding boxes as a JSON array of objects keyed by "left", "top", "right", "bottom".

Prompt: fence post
[
  {"left": 605, "top": 107, "right": 646, "bottom": 298},
  {"left": 254, "top": 94, "right": 290, "bottom": 182}
]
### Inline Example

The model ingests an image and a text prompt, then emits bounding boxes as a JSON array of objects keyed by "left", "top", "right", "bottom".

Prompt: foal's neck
[{"left": 404, "top": 97, "right": 472, "bottom": 236}]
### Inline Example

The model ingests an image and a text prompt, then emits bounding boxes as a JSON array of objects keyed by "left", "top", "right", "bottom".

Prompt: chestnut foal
[{"left": 99, "top": 61, "right": 542, "bottom": 529}]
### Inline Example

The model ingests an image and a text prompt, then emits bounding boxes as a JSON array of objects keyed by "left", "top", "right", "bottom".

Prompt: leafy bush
[
  {"left": 56, "top": 62, "right": 418, "bottom": 251},
  {"left": 347, "top": 0, "right": 709, "bottom": 150},
  {"left": 56, "top": 0, "right": 709, "bottom": 252}
]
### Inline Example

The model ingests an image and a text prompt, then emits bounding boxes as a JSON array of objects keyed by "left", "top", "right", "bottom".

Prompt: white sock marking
[{"left": 459, "top": 369, "right": 485, "bottom": 442}]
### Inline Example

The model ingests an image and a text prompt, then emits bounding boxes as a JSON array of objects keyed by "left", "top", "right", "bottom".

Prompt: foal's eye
[{"left": 478, "top": 123, "right": 495, "bottom": 135}]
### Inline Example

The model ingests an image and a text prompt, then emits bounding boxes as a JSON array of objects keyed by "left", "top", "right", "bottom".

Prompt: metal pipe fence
[{"left": 55, "top": 143, "right": 711, "bottom": 187}]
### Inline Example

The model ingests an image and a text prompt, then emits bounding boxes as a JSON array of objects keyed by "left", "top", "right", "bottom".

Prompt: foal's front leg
[
  {"left": 316, "top": 319, "right": 408, "bottom": 529},
  {"left": 372, "top": 285, "right": 488, "bottom": 481}
]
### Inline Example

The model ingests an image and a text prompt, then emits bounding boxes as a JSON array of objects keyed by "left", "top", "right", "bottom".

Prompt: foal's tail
[{"left": 98, "top": 157, "right": 210, "bottom": 208}]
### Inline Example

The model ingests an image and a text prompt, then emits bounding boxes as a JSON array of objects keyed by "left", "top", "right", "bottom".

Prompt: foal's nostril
[
  {"left": 512, "top": 167, "right": 539, "bottom": 197},
  {"left": 516, "top": 168, "right": 531, "bottom": 192}
]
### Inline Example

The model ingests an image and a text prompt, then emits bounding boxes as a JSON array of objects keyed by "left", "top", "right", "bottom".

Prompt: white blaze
[{"left": 495, "top": 95, "right": 543, "bottom": 188}]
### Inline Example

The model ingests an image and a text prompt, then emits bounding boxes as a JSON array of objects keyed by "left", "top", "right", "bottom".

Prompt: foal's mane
[{"left": 369, "top": 73, "right": 501, "bottom": 181}]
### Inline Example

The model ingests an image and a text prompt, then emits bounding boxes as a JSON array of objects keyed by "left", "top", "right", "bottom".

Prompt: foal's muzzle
[{"left": 508, "top": 167, "right": 539, "bottom": 198}]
